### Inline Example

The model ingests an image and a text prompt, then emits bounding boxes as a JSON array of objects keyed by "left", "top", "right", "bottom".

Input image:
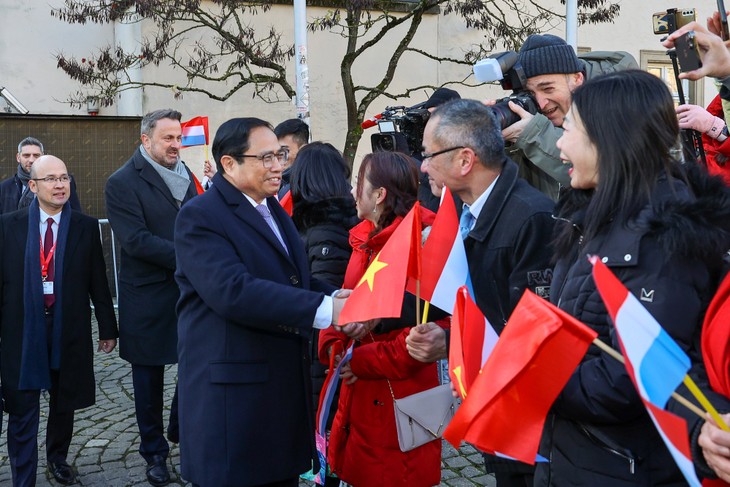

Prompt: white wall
[{"left": 0, "top": 0, "right": 722, "bottom": 176}]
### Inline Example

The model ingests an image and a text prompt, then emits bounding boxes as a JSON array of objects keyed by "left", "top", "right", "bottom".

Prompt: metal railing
[{"left": 97, "top": 218, "right": 119, "bottom": 308}]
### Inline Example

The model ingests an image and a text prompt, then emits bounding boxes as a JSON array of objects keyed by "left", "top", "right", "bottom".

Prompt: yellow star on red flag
[
  {"left": 338, "top": 203, "right": 422, "bottom": 325},
  {"left": 356, "top": 253, "right": 388, "bottom": 292}
]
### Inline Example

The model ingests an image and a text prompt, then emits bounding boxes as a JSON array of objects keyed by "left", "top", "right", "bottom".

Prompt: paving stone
[{"left": 0, "top": 316, "right": 490, "bottom": 486}]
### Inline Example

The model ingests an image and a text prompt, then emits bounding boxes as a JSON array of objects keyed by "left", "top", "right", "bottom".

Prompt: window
[{"left": 641, "top": 50, "right": 702, "bottom": 107}]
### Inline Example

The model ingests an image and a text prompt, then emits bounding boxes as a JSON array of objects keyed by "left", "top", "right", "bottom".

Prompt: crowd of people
[{"left": 4, "top": 13, "right": 730, "bottom": 487}]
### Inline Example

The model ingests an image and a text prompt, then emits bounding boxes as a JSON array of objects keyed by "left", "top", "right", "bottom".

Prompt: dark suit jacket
[
  {"left": 105, "top": 148, "right": 197, "bottom": 365},
  {"left": 0, "top": 208, "right": 118, "bottom": 414},
  {"left": 463, "top": 157, "right": 556, "bottom": 332},
  {"left": 174, "top": 173, "right": 336, "bottom": 487},
  {"left": 0, "top": 174, "right": 82, "bottom": 214}
]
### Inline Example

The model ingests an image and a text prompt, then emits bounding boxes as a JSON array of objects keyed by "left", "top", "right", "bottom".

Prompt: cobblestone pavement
[{"left": 0, "top": 319, "right": 496, "bottom": 486}]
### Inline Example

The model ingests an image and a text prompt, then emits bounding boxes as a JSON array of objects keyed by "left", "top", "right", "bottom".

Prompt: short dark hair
[
  {"left": 17, "top": 136, "right": 44, "bottom": 153},
  {"left": 356, "top": 151, "right": 419, "bottom": 235},
  {"left": 212, "top": 117, "right": 273, "bottom": 173},
  {"left": 431, "top": 99, "right": 505, "bottom": 169},
  {"left": 274, "top": 119, "right": 310, "bottom": 147},
  {"left": 141, "top": 109, "right": 182, "bottom": 136}
]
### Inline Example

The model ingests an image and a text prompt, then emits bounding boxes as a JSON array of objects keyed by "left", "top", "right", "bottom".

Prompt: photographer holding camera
[{"left": 490, "top": 34, "right": 637, "bottom": 201}]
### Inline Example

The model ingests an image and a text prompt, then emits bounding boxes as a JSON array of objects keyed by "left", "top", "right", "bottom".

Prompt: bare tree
[{"left": 53, "top": 0, "right": 619, "bottom": 166}]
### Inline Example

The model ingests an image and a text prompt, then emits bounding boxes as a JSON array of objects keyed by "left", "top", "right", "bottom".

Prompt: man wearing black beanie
[{"left": 494, "top": 34, "right": 637, "bottom": 200}]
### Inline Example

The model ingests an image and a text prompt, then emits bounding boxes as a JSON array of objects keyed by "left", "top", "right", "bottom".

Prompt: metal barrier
[{"left": 97, "top": 218, "right": 120, "bottom": 307}]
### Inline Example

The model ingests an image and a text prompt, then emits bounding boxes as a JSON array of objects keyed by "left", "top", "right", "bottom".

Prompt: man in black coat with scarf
[
  {"left": 412, "top": 99, "right": 555, "bottom": 487},
  {"left": 105, "top": 109, "right": 199, "bottom": 486},
  {"left": 0, "top": 137, "right": 81, "bottom": 214},
  {"left": 0, "top": 155, "right": 118, "bottom": 486}
]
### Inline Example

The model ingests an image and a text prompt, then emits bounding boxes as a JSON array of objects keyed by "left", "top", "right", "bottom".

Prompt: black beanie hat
[
  {"left": 423, "top": 87, "right": 461, "bottom": 109},
  {"left": 518, "top": 34, "right": 582, "bottom": 79}
]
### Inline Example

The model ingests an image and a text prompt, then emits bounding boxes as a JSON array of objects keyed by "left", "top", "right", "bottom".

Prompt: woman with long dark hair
[
  {"left": 537, "top": 69, "right": 730, "bottom": 486},
  {"left": 318, "top": 151, "right": 441, "bottom": 487},
  {"left": 290, "top": 141, "right": 358, "bottom": 285},
  {"left": 289, "top": 141, "right": 357, "bottom": 487}
]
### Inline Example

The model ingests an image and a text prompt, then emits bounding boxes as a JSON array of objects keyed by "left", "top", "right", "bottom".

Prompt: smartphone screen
[{"left": 675, "top": 31, "right": 703, "bottom": 72}]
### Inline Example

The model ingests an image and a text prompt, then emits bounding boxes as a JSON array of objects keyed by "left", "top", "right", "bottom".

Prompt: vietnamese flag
[
  {"left": 450, "top": 286, "right": 498, "bottom": 399},
  {"left": 338, "top": 203, "right": 422, "bottom": 325},
  {"left": 180, "top": 116, "right": 209, "bottom": 148},
  {"left": 279, "top": 189, "right": 293, "bottom": 216},
  {"left": 444, "top": 290, "right": 597, "bottom": 464}
]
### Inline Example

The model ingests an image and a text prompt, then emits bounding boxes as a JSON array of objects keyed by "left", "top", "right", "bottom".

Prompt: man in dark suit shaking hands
[
  {"left": 174, "top": 118, "right": 355, "bottom": 487},
  {"left": 0, "top": 155, "right": 118, "bottom": 486},
  {"left": 105, "top": 109, "right": 199, "bottom": 486}
]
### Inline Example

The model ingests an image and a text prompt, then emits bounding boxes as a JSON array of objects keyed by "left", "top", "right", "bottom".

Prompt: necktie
[
  {"left": 459, "top": 207, "right": 474, "bottom": 240},
  {"left": 44, "top": 217, "right": 55, "bottom": 308},
  {"left": 256, "top": 204, "right": 289, "bottom": 254}
]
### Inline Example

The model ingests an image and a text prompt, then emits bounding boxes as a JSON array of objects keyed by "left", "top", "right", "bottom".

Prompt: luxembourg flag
[
  {"left": 590, "top": 256, "right": 701, "bottom": 487},
  {"left": 409, "top": 187, "right": 472, "bottom": 313},
  {"left": 180, "top": 116, "right": 209, "bottom": 148}
]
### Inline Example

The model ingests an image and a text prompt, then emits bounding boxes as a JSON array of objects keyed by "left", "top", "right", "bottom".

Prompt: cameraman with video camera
[{"left": 491, "top": 34, "right": 637, "bottom": 201}]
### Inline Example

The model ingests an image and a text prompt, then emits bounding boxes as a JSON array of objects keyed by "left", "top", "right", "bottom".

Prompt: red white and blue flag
[
  {"left": 407, "top": 187, "right": 471, "bottom": 313},
  {"left": 590, "top": 256, "right": 701, "bottom": 487},
  {"left": 180, "top": 116, "right": 209, "bottom": 148}
]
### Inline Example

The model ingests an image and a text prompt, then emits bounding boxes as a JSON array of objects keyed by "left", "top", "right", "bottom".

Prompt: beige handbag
[{"left": 388, "top": 381, "right": 460, "bottom": 452}]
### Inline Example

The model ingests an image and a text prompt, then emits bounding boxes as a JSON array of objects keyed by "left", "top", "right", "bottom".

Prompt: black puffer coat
[
  {"left": 294, "top": 197, "right": 359, "bottom": 415},
  {"left": 535, "top": 167, "right": 730, "bottom": 486}
]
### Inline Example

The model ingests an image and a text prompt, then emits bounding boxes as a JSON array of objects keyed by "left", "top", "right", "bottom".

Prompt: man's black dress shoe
[
  {"left": 146, "top": 455, "right": 170, "bottom": 486},
  {"left": 48, "top": 460, "right": 78, "bottom": 485}
]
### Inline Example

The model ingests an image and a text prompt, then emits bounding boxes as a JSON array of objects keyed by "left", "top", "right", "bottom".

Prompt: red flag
[
  {"left": 449, "top": 286, "right": 498, "bottom": 399},
  {"left": 338, "top": 204, "right": 420, "bottom": 325},
  {"left": 190, "top": 172, "right": 205, "bottom": 195},
  {"left": 444, "top": 290, "right": 597, "bottom": 464},
  {"left": 702, "top": 272, "right": 730, "bottom": 396},
  {"left": 406, "top": 187, "right": 470, "bottom": 313},
  {"left": 407, "top": 201, "right": 422, "bottom": 281},
  {"left": 279, "top": 190, "right": 293, "bottom": 216}
]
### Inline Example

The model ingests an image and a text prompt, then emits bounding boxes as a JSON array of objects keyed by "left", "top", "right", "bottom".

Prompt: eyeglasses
[
  {"left": 421, "top": 146, "right": 465, "bottom": 161},
  {"left": 32, "top": 176, "right": 71, "bottom": 184},
  {"left": 235, "top": 148, "right": 290, "bottom": 168}
]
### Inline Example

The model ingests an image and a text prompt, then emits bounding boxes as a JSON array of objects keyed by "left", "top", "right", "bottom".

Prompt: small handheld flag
[{"left": 180, "top": 116, "right": 209, "bottom": 148}]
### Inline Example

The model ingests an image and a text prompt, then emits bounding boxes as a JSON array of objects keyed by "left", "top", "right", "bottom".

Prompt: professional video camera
[
  {"left": 473, "top": 51, "right": 539, "bottom": 129},
  {"left": 367, "top": 104, "right": 431, "bottom": 156}
]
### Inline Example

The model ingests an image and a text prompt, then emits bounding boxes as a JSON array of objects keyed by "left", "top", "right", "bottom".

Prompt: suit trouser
[
  {"left": 7, "top": 369, "right": 74, "bottom": 487},
  {"left": 131, "top": 364, "right": 178, "bottom": 463}
]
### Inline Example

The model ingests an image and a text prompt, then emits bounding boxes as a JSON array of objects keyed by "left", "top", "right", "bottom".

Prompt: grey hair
[
  {"left": 431, "top": 99, "right": 505, "bottom": 169},
  {"left": 141, "top": 109, "right": 182, "bottom": 136},
  {"left": 17, "top": 136, "right": 44, "bottom": 154}
]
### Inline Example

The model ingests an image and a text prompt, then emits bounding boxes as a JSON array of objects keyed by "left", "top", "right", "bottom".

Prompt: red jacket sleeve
[{"left": 349, "top": 328, "right": 430, "bottom": 380}]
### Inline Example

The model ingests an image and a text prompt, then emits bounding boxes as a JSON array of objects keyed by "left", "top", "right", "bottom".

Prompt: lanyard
[{"left": 39, "top": 236, "right": 56, "bottom": 281}]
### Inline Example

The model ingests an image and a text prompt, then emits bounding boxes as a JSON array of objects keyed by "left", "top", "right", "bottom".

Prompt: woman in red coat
[
  {"left": 676, "top": 94, "right": 730, "bottom": 185},
  {"left": 318, "top": 151, "right": 441, "bottom": 487}
]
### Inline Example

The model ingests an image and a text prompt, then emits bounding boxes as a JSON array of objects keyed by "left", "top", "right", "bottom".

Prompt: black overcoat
[
  {"left": 105, "top": 148, "right": 197, "bottom": 365},
  {"left": 0, "top": 208, "right": 118, "bottom": 414}
]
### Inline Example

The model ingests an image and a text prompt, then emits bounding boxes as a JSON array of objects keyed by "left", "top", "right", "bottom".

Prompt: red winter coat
[
  {"left": 703, "top": 95, "right": 730, "bottom": 186},
  {"left": 319, "top": 208, "right": 441, "bottom": 487}
]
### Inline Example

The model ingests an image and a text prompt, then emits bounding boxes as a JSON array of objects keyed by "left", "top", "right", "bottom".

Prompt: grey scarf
[
  {"left": 140, "top": 146, "right": 190, "bottom": 206},
  {"left": 16, "top": 164, "right": 34, "bottom": 210}
]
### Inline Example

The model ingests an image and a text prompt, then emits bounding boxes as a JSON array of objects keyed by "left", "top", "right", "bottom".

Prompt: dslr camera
[
  {"left": 370, "top": 104, "right": 431, "bottom": 156},
  {"left": 473, "top": 51, "right": 539, "bottom": 129}
]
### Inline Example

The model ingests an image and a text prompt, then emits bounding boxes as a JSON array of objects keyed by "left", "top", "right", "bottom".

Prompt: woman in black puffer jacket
[
  {"left": 535, "top": 70, "right": 730, "bottom": 486},
  {"left": 290, "top": 141, "right": 359, "bottom": 487}
]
